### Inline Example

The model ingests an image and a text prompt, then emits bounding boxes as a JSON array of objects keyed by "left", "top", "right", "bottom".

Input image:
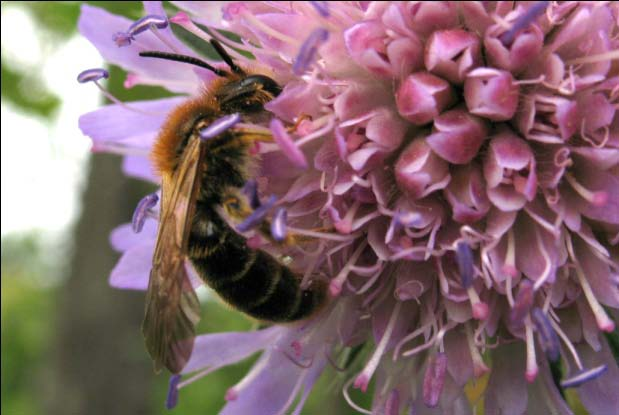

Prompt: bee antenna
[
  {"left": 209, "top": 39, "right": 244, "bottom": 75},
  {"left": 139, "top": 51, "right": 230, "bottom": 77}
]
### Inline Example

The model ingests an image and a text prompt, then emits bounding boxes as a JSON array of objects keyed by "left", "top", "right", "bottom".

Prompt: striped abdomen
[{"left": 188, "top": 202, "right": 325, "bottom": 321}]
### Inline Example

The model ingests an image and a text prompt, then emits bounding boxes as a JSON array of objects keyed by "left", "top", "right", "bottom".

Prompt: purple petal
[
  {"left": 219, "top": 348, "right": 306, "bottom": 415},
  {"left": 79, "top": 97, "right": 184, "bottom": 146},
  {"left": 444, "top": 330, "right": 474, "bottom": 386},
  {"left": 426, "top": 109, "right": 488, "bottom": 164},
  {"left": 109, "top": 222, "right": 157, "bottom": 253},
  {"left": 109, "top": 240, "right": 155, "bottom": 290},
  {"left": 576, "top": 339, "right": 619, "bottom": 414},
  {"left": 484, "top": 343, "right": 528, "bottom": 415},
  {"left": 122, "top": 155, "right": 157, "bottom": 183},
  {"left": 423, "top": 352, "right": 448, "bottom": 408},
  {"left": 182, "top": 326, "right": 282, "bottom": 373},
  {"left": 78, "top": 5, "right": 204, "bottom": 93},
  {"left": 531, "top": 308, "right": 560, "bottom": 361}
]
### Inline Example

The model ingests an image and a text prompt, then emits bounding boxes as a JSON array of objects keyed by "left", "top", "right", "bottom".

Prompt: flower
[{"left": 78, "top": 1, "right": 619, "bottom": 414}]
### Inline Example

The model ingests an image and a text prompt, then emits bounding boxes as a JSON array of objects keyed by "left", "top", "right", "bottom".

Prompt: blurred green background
[{"left": 1, "top": 2, "right": 368, "bottom": 414}]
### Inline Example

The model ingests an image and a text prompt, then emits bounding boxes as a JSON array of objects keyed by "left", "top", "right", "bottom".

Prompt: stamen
[
  {"left": 292, "top": 28, "right": 329, "bottom": 75},
  {"left": 270, "top": 118, "right": 308, "bottom": 168},
  {"left": 333, "top": 200, "right": 361, "bottom": 235},
  {"left": 503, "top": 229, "right": 518, "bottom": 277},
  {"left": 422, "top": 352, "right": 448, "bottom": 408},
  {"left": 560, "top": 365, "right": 608, "bottom": 388},
  {"left": 165, "top": 374, "right": 181, "bottom": 410},
  {"left": 456, "top": 241, "right": 475, "bottom": 289},
  {"left": 509, "top": 279, "right": 534, "bottom": 326},
  {"left": 565, "top": 50, "right": 619, "bottom": 66},
  {"left": 531, "top": 307, "right": 560, "bottom": 362},
  {"left": 132, "top": 192, "right": 159, "bottom": 233},
  {"left": 549, "top": 318, "right": 583, "bottom": 370},
  {"left": 77, "top": 68, "right": 163, "bottom": 116},
  {"left": 564, "top": 172, "right": 608, "bottom": 207},
  {"left": 237, "top": 195, "right": 277, "bottom": 232},
  {"left": 200, "top": 113, "right": 241, "bottom": 140},
  {"left": 343, "top": 377, "right": 373, "bottom": 415},
  {"left": 499, "top": 1, "right": 549, "bottom": 46},
  {"left": 310, "top": 1, "right": 330, "bottom": 17},
  {"left": 524, "top": 317, "right": 539, "bottom": 382},
  {"left": 384, "top": 389, "right": 400, "bottom": 415},
  {"left": 354, "top": 302, "right": 402, "bottom": 392},
  {"left": 329, "top": 241, "right": 367, "bottom": 297},
  {"left": 465, "top": 323, "right": 489, "bottom": 377},
  {"left": 574, "top": 266, "right": 616, "bottom": 332},
  {"left": 242, "top": 179, "right": 261, "bottom": 209},
  {"left": 532, "top": 227, "right": 553, "bottom": 291},
  {"left": 271, "top": 207, "right": 288, "bottom": 242},
  {"left": 240, "top": 10, "right": 300, "bottom": 46}
]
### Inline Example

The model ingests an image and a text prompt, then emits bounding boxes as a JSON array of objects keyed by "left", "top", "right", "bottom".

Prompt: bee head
[{"left": 215, "top": 75, "right": 282, "bottom": 113}]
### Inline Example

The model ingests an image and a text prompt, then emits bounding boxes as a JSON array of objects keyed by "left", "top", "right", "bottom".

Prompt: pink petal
[
  {"left": 109, "top": 240, "right": 155, "bottom": 290},
  {"left": 109, "top": 222, "right": 157, "bottom": 252},
  {"left": 484, "top": 343, "right": 528, "bottom": 415},
  {"left": 426, "top": 109, "right": 488, "bottom": 164}
]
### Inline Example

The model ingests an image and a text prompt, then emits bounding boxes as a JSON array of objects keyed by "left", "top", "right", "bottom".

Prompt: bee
[{"left": 139, "top": 40, "right": 326, "bottom": 374}]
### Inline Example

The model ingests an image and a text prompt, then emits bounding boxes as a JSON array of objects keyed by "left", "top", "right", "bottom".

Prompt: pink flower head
[{"left": 79, "top": 2, "right": 619, "bottom": 414}]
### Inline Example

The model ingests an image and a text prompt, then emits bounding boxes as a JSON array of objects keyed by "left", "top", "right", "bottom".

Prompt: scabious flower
[{"left": 78, "top": 1, "right": 619, "bottom": 414}]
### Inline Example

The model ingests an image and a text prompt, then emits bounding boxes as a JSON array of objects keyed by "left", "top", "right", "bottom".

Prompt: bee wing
[{"left": 142, "top": 135, "right": 204, "bottom": 374}]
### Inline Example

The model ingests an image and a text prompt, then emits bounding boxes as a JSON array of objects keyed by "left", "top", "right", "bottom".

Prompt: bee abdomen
[{"left": 190, "top": 228, "right": 325, "bottom": 322}]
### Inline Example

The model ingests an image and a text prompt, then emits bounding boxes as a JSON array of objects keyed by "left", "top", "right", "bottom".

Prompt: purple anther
[
  {"left": 384, "top": 389, "right": 400, "bottom": 415},
  {"left": 456, "top": 241, "right": 475, "bottom": 289},
  {"left": 165, "top": 374, "right": 181, "bottom": 410},
  {"left": 560, "top": 365, "right": 608, "bottom": 389},
  {"left": 292, "top": 28, "right": 329, "bottom": 75},
  {"left": 77, "top": 68, "right": 109, "bottom": 84},
  {"left": 237, "top": 195, "right": 277, "bottom": 233},
  {"left": 242, "top": 179, "right": 261, "bottom": 209},
  {"left": 310, "top": 1, "right": 330, "bottom": 17},
  {"left": 271, "top": 207, "right": 288, "bottom": 242},
  {"left": 112, "top": 31, "right": 133, "bottom": 47},
  {"left": 200, "top": 113, "right": 241, "bottom": 141},
  {"left": 423, "top": 352, "right": 448, "bottom": 408},
  {"left": 499, "top": 1, "right": 549, "bottom": 46},
  {"left": 531, "top": 307, "right": 560, "bottom": 362},
  {"left": 509, "top": 279, "right": 534, "bottom": 326},
  {"left": 132, "top": 192, "right": 159, "bottom": 233},
  {"left": 128, "top": 14, "right": 169, "bottom": 37}
]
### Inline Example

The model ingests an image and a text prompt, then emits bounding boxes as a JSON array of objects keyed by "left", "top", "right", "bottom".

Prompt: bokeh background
[{"left": 1, "top": 2, "right": 370, "bottom": 414}]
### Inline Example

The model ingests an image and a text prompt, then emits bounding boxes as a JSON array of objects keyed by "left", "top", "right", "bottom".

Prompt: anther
[
  {"left": 271, "top": 207, "right": 288, "bottom": 242},
  {"left": 200, "top": 113, "right": 241, "bottom": 140},
  {"left": 310, "top": 1, "right": 330, "bottom": 17},
  {"left": 509, "top": 279, "right": 534, "bottom": 326},
  {"left": 456, "top": 240, "right": 475, "bottom": 289},
  {"left": 423, "top": 352, "right": 448, "bottom": 408},
  {"left": 292, "top": 28, "right": 329, "bottom": 76},
  {"left": 237, "top": 195, "right": 277, "bottom": 233},
  {"left": 560, "top": 365, "right": 608, "bottom": 388},
  {"left": 112, "top": 31, "right": 133, "bottom": 47},
  {"left": 128, "top": 14, "right": 169, "bottom": 37},
  {"left": 242, "top": 180, "right": 261, "bottom": 209},
  {"left": 77, "top": 68, "right": 109, "bottom": 83},
  {"left": 531, "top": 307, "right": 560, "bottom": 362},
  {"left": 384, "top": 389, "right": 400, "bottom": 415},
  {"left": 165, "top": 374, "right": 181, "bottom": 410},
  {"left": 132, "top": 192, "right": 159, "bottom": 233},
  {"left": 499, "top": 1, "right": 549, "bottom": 46}
]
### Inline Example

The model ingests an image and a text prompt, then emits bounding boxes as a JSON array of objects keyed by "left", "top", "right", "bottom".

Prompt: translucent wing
[{"left": 142, "top": 134, "right": 204, "bottom": 374}]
